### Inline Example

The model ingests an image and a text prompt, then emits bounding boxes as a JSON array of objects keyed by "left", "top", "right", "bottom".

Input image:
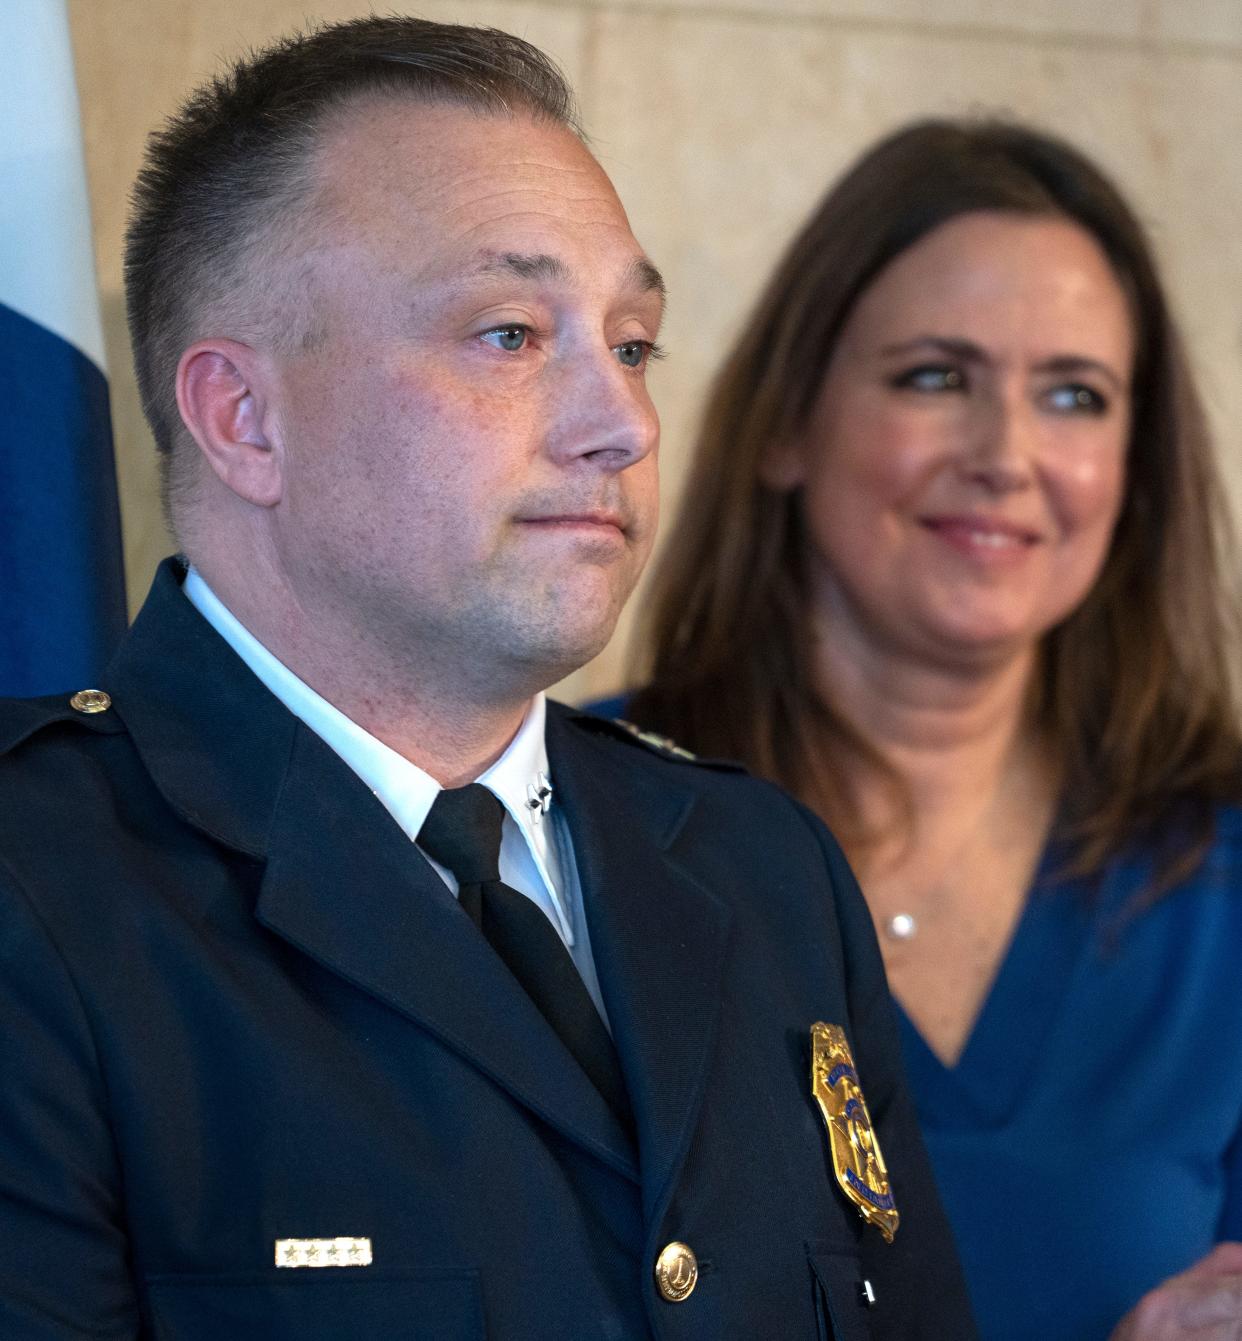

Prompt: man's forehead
[
  {"left": 306, "top": 99, "right": 628, "bottom": 237},
  {"left": 312, "top": 95, "right": 595, "bottom": 198},
  {"left": 300, "top": 101, "right": 665, "bottom": 312}
]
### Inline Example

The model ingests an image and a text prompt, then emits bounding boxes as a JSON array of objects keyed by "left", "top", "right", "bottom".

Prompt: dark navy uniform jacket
[{"left": 0, "top": 561, "right": 976, "bottom": 1340}]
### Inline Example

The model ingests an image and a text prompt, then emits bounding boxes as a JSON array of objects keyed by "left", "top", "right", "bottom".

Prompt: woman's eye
[
  {"left": 481, "top": 326, "right": 528, "bottom": 352},
  {"left": 893, "top": 365, "right": 965, "bottom": 393},
  {"left": 1045, "top": 384, "right": 1107, "bottom": 415}
]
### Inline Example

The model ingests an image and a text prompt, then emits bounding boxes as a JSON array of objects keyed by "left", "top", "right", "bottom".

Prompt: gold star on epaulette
[{"left": 613, "top": 719, "right": 697, "bottom": 761}]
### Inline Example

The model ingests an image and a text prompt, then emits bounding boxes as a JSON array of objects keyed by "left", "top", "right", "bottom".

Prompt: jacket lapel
[
  {"left": 256, "top": 726, "right": 638, "bottom": 1177},
  {"left": 547, "top": 707, "right": 733, "bottom": 1218},
  {"left": 107, "top": 563, "right": 637, "bottom": 1179}
]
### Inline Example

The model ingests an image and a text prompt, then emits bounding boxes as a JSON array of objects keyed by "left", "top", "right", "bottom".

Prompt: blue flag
[{"left": 0, "top": 0, "right": 126, "bottom": 698}]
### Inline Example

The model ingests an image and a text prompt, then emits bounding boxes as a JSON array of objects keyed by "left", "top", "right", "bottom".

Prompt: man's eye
[
  {"left": 1045, "top": 384, "right": 1107, "bottom": 415},
  {"left": 615, "top": 340, "right": 662, "bottom": 369},
  {"left": 482, "top": 326, "right": 528, "bottom": 352},
  {"left": 892, "top": 365, "right": 965, "bottom": 393}
]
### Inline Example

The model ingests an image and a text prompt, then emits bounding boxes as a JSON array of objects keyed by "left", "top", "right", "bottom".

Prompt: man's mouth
[{"left": 516, "top": 509, "right": 629, "bottom": 537}]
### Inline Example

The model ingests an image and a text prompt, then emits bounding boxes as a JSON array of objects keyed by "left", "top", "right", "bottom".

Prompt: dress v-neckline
[{"left": 895, "top": 843, "right": 1101, "bottom": 1128}]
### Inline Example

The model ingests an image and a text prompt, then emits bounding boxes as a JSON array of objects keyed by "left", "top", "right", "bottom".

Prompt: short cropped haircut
[
  {"left": 124, "top": 15, "right": 579, "bottom": 524},
  {"left": 630, "top": 118, "right": 1242, "bottom": 903}
]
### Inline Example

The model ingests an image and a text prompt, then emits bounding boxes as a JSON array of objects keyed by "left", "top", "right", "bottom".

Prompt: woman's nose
[{"left": 958, "top": 396, "right": 1036, "bottom": 495}]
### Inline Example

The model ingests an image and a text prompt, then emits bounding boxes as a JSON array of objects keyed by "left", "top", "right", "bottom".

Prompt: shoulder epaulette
[
  {"left": 0, "top": 688, "right": 125, "bottom": 755},
  {"left": 573, "top": 714, "right": 746, "bottom": 772},
  {"left": 614, "top": 718, "right": 698, "bottom": 761}
]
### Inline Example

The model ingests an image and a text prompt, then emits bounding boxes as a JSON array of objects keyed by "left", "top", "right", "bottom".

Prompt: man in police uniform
[{"left": 0, "top": 17, "right": 976, "bottom": 1339}]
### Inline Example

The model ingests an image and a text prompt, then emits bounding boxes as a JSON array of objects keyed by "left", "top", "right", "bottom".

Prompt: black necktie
[{"left": 419, "top": 783, "right": 631, "bottom": 1127}]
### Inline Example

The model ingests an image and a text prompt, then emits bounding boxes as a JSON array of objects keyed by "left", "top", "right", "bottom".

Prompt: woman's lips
[{"left": 919, "top": 514, "right": 1041, "bottom": 558}]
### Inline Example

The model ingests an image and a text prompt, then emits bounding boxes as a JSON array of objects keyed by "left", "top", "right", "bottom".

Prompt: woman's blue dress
[{"left": 899, "top": 811, "right": 1242, "bottom": 1340}]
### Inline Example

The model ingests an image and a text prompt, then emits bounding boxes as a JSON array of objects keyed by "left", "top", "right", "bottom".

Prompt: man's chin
[
  {"left": 461, "top": 570, "right": 635, "bottom": 692},
  {"left": 501, "top": 606, "right": 624, "bottom": 691},
  {"left": 520, "top": 625, "right": 617, "bottom": 686}
]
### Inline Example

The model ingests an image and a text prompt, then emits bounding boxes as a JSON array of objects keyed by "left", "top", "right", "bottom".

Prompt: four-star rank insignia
[{"left": 810, "top": 1022, "right": 900, "bottom": 1243}]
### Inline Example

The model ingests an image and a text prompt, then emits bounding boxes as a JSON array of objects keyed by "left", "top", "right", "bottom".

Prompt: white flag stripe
[{"left": 0, "top": 0, "right": 106, "bottom": 370}]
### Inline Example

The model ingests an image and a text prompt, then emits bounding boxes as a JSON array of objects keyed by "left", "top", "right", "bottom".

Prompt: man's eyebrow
[
  {"left": 479, "top": 252, "right": 571, "bottom": 282},
  {"left": 627, "top": 257, "right": 667, "bottom": 299},
  {"left": 472, "top": 252, "right": 666, "bottom": 300}
]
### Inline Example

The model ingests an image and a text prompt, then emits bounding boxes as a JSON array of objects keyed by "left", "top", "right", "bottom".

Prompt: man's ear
[
  {"left": 757, "top": 434, "right": 806, "bottom": 492},
  {"left": 176, "top": 339, "right": 284, "bottom": 507}
]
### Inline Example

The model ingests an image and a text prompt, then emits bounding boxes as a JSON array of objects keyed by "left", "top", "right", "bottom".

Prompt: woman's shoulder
[
  {"left": 581, "top": 692, "right": 629, "bottom": 720},
  {"left": 1197, "top": 799, "right": 1242, "bottom": 874},
  {"left": 1085, "top": 799, "right": 1242, "bottom": 928}
]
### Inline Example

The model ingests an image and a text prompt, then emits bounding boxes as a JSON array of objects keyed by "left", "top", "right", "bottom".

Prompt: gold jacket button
[
  {"left": 69, "top": 689, "right": 112, "bottom": 714},
  {"left": 654, "top": 1241, "right": 698, "bottom": 1302}
]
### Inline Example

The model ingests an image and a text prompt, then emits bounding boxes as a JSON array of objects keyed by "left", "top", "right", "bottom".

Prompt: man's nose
[{"left": 545, "top": 351, "right": 659, "bottom": 470}]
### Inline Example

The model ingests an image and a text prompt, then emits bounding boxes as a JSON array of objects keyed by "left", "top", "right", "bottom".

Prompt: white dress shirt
[{"left": 182, "top": 568, "right": 609, "bottom": 1022}]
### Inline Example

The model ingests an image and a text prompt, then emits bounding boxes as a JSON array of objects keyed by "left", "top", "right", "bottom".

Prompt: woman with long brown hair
[{"left": 612, "top": 120, "right": 1242, "bottom": 1339}]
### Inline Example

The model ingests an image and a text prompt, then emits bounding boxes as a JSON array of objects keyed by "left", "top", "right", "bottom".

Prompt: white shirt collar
[{"left": 181, "top": 567, "right": 568, "bottom": 936}]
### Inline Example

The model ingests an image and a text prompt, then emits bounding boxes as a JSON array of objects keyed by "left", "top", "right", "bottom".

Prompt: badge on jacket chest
[{"left": 810, "top": 1022, "right": 900, "bottom": 1243}]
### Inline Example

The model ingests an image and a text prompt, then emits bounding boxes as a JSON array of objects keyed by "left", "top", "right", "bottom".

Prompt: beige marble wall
[{"left": 67, "top": 0, "right": 1242, "bottom": 701}]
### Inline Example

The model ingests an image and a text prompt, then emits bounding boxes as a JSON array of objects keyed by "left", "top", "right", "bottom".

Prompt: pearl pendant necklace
[{"left": 884, "top": 912, "right": 918, "bottom": 942}]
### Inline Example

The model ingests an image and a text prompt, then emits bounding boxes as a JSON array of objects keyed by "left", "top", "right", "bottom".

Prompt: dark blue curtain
[{"left": 0, "top": 300, "right": 126, "bottom": 697}]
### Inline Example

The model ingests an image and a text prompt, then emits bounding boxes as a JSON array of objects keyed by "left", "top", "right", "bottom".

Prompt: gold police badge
[{"left": 810, "top": 1022, "right": 899, "bottom": 1243}]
